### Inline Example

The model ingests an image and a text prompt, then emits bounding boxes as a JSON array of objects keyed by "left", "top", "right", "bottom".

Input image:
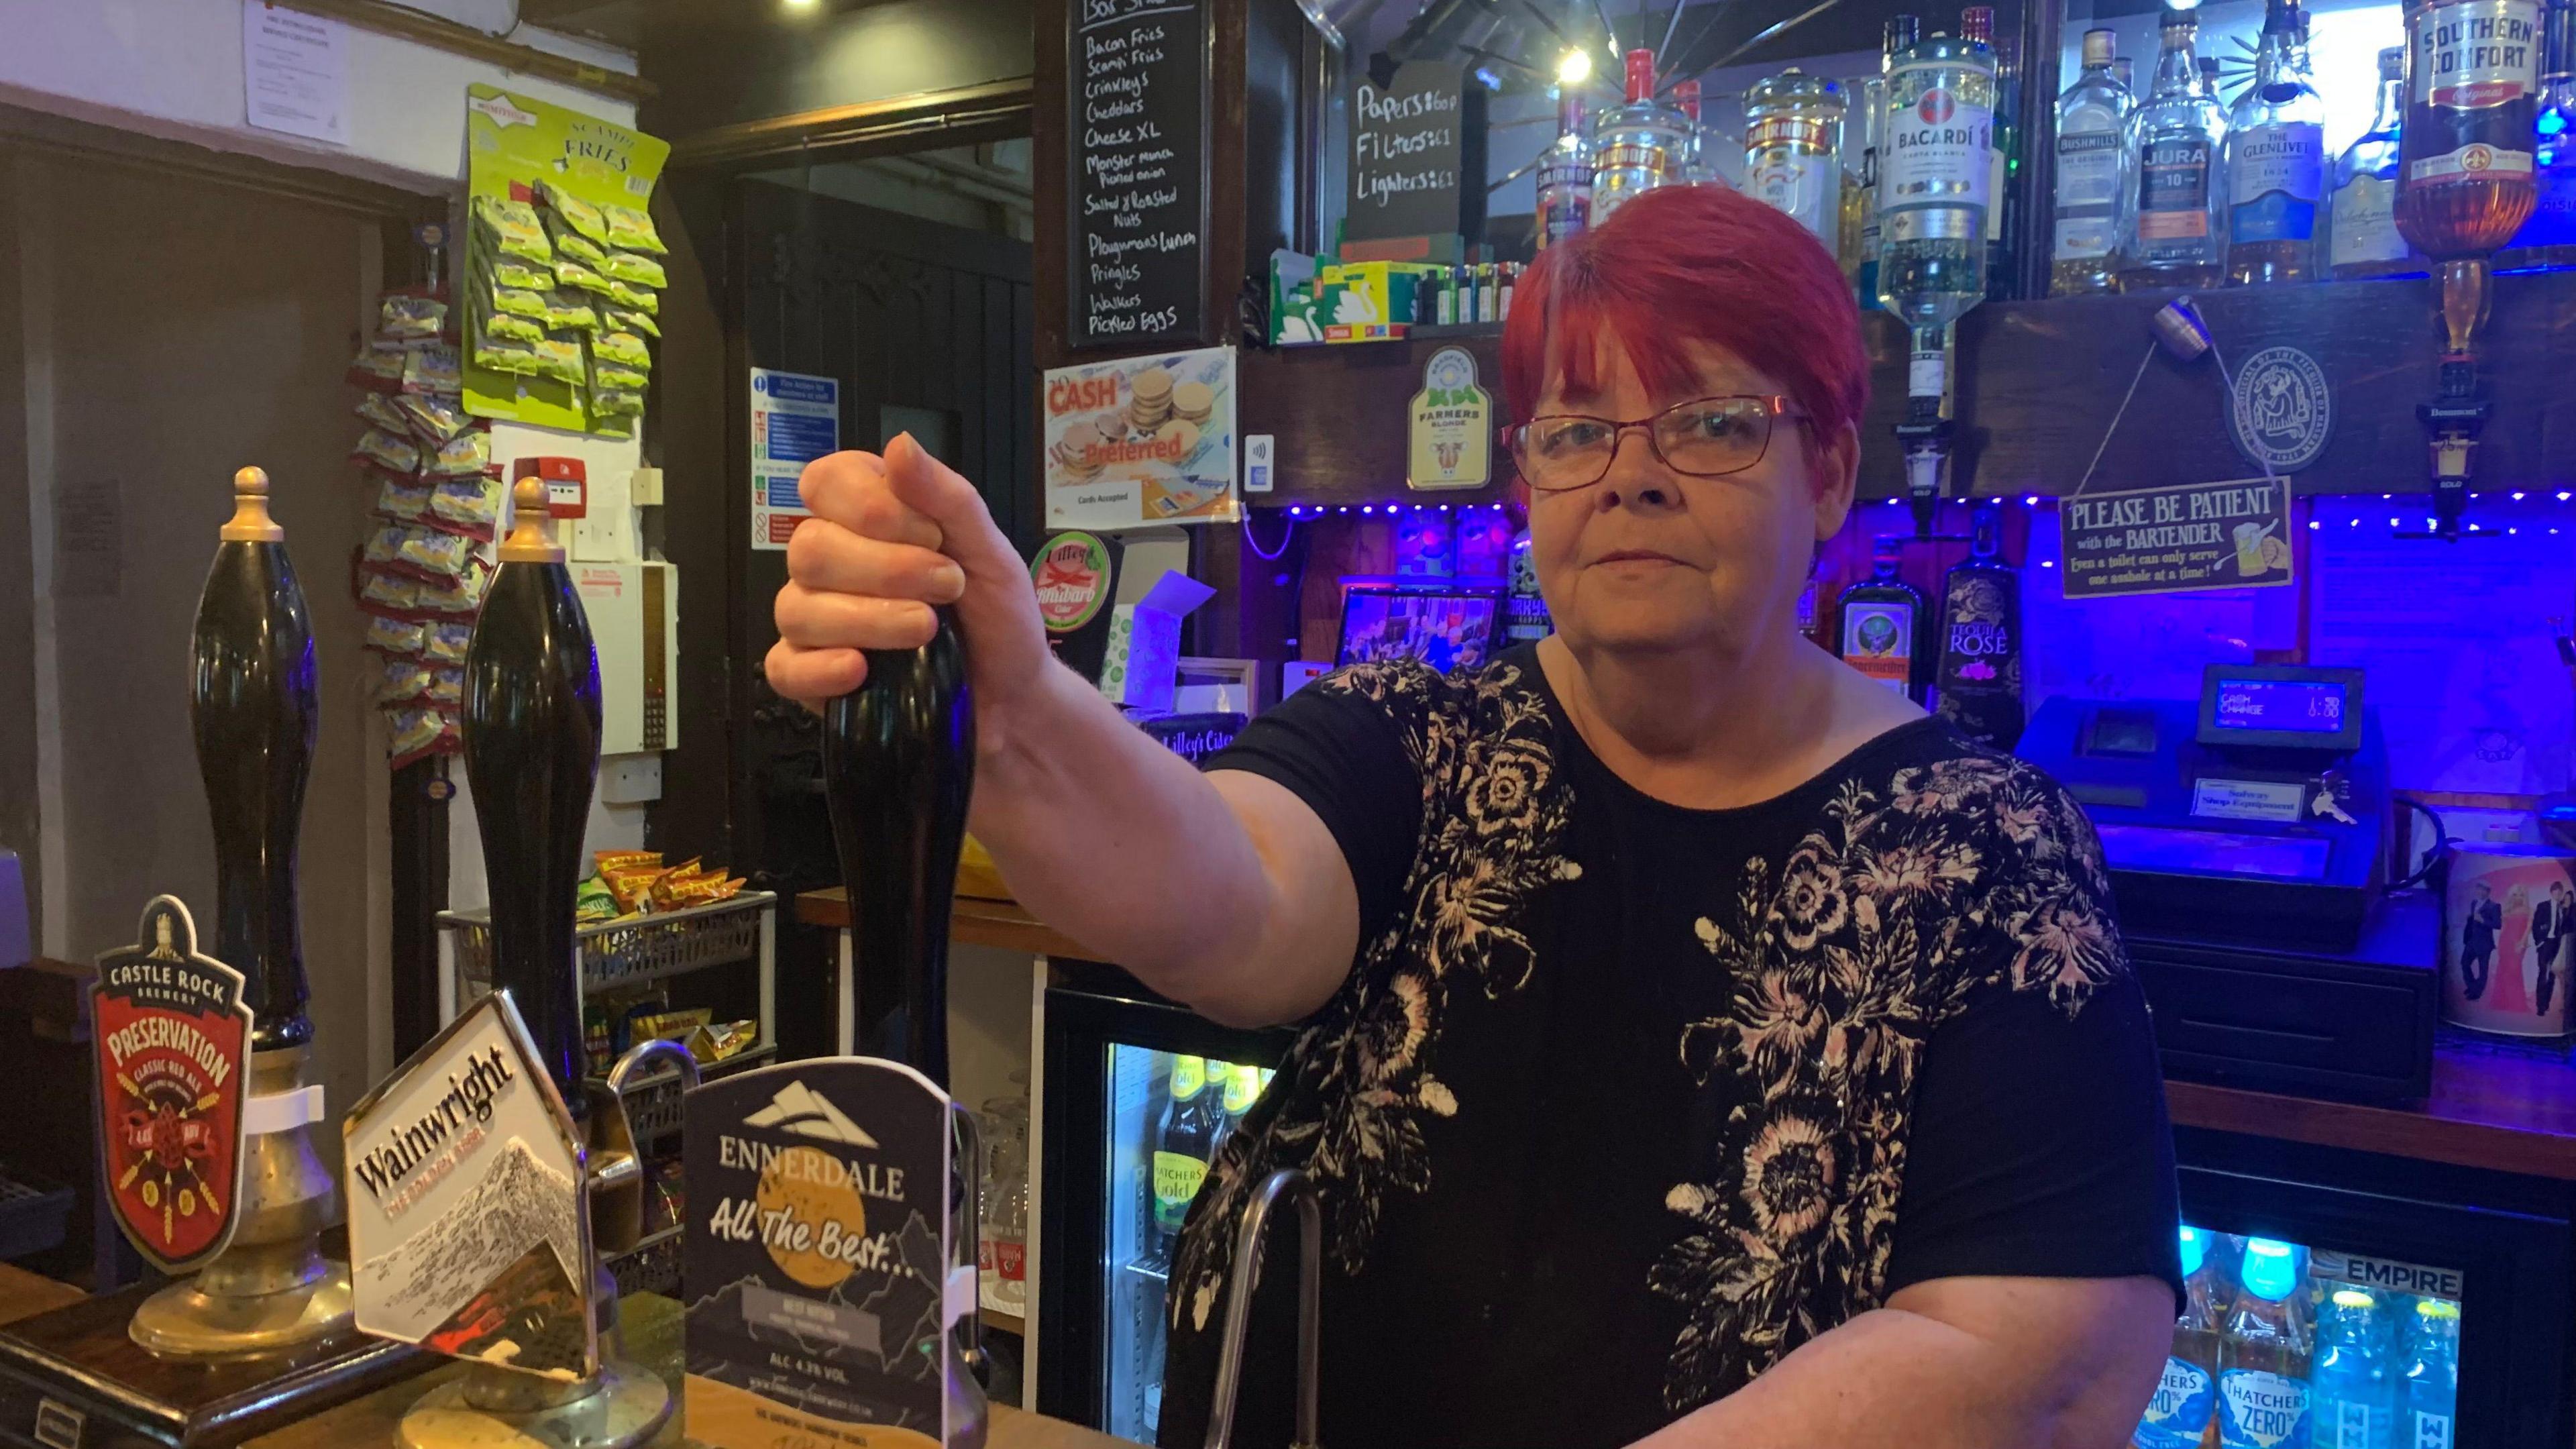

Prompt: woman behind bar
[{"left": 769, "top": 185, "right": 2180, "bottom": 1448}]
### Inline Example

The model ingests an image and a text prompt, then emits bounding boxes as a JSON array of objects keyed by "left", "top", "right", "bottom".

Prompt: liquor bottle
[
  {"left": 824, "top": 604, "right": 975, "bottom": 1087},
  {"left": 2224, "top": 0, "right": 2328, "bottom": 284},
  {"left": 2396, "top": 0, "right": 2542, "bottom": 260},
  {"left": 1592, "top": 49, "right": 1689, "bottom": 224},
  {"left": 2330, "top": 47, "right": 2414, "bottom": 272},
  {"left": 1958, "top": 9, "right": 2021, "bottom": 298},
  {"left": 2120, "top": 7, "right": 2231, "bottom": 290},
  {"left": 2514, "top": 0, "right": 2576, "bottom": 246},
  {"left": 193, "top": 467, "right": 317, "bottom": 1051},
  {"left": 1674, "top": 80, "right": 1711, "bottom": 185},
  {"left": 2200, "top": 55, "right": 2225, "bottom": 104},
  {"left": 1839, "top": 76, "right": 1874, "bottom": 285},
  {"left": 2400, "top": 1298, "right": 2459, "bottom": 1447},
  {"left": 2114, "top": 55, "right": 2137, "bottom": 93},
  {"left": 462, "top": 476, "right": 602, "bottom": 1101},
  {"left": 1879, "top": 21, "right": 1992, "bottom": 529},
  {"left": 2135, "top": 1225, "right": 2222, "bottom": 1449},
  {"left": 2311, "top": 1289, "right": 2397, "bottom": 1448},
  {"left": 1933, "top": 502, "right": 2023, "bottom": 749},
  {"left": 1148, "top": 1055, "right": 1216, "bottom": 1258},
  {"left": 2053, "top": 28, "right": 2135, "bottom": 294},
  {"left": 1747, "top": 68, "right": 1847, "bottom": 246},
  {"left": 1854, "top": 75, "right": 1889, "bottom": 305},
  {"left": 2217, "top": 1238, "right": 2313, "bottom": 1449},
  {"left": 1837, "top": 539, "right": 1930, "bottom": 701},
  {"left": 1505, "top": 529, "right": 1552, "bottom": 643},
  {"left": 1535, "top": 93, "right": 1594, "bottom": 249}
]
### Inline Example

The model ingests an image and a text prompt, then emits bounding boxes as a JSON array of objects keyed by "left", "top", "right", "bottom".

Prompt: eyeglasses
[{"left": 1502, "top": 394, "right": 1809, "bottom": 493}]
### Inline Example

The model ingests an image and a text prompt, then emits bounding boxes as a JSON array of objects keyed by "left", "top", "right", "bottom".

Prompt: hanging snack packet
[
  {"left": 537, "top": 181, "right": 612, "bottom": 246},
  {"left": 423, "top": 621, "right": 474, "bottom": 665},
  {"left": 600, "top": 201, "right": 667, "bottom": 256},
  {"left": 482, "top": 309, "right": 545, "bottom": 345},
  {"left": 388, "top": 707, "right": 455, "bottom": 768},
  {"left": 547, "top": 226, "right": 608, "bottom": 270},
  {"left": 431, "top": 476, "right": 503, "bottom": 531},
  {"left": 363, "top": 525, "right": 407, "bottom": 568},
  {"left": 593, "top": 360, "right": 650, "bottom": 393},
  {"left": 606, "top": 280, "right": 659, "bottom": 315},
  {"left": 378, "top": 655, "right": 434, "bottom": 705},
  {"left": 360, "top": 570, "right": 422, "bottom": 612},
  {"left": 402, "top": 343, "right": 462, "bottom": 395},
  {"left": 592, "top": 331, "right": 651, "bottom": 370},
  {"left": 484, "top": 258, "right": 551, "bottom": 292},
  {"left": 546, "top": 292, "right": 599, "bottom": 331},
  {"left": 416, "top": 570, "right": 485, "bottom": 616},
  {"left": 364, "top": 614, "right": 429, "bottom": 655},
  {"left": 533, "top": 334, "right": 587, "bottom": 384},
  {"left": 472, "top": 195, "right": 552, "bottom": 264},
  {"left": 421, "top": 667, "right": 465, "bottom": 709},
  {"left": 490, "top": 283, "right": 549, "bottom": 321},
  {"left": 600, "top": 252, "right": 667, "bottom": 290},
  {"left": 591, "top": 389, "right": 646, "bottom": 420},
  {"left": 554, "top": 258, "right": 614, "bottom": 296},
  {"left": 356, "top": 392, "right": 413, "bottom": 435},
  {"left": 606, "top": 307, "right": 659, "bottom": 338},
  {"left": 375, "top": 476, "right": 435, "bottom": 523},
  {"left": 347, "top": 340, "right": 407, "bottom": 392},
  {"left": 472, "top": 332, "right": 541, "bottom": 375},
  {"left": 397, "top": 528, "right": 474, "bottom": 578},
  {"left": 423, "top": 429, "right": 492, "bottom": 480},
  {"left": 396, "top": 392, "right": 472, "bottom": 443},
  {"left": 353, "top": 428, "right": 421, "bottom": 476},
  {"left": 380, "top": 290, "right": 447, "bottom": 342}
]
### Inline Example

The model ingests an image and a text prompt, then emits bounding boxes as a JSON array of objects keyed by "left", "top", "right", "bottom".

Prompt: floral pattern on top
[
  {"left": 1169, "top": 656, "right": 1580, "bottom": 1334},
  {"left": 1652, "top": 754, "right": 2126, "bottom": 1408}
]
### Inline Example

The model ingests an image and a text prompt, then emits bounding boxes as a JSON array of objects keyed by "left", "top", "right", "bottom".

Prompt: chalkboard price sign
[
  {"left": 1067, "top": 0, "right": 1210, "bottom": 350},
  {"left": 1347, "top": 62, "right": 1469, "bottom": 244}
]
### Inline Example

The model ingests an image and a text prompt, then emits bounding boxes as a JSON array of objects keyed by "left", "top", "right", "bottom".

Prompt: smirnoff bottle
[
  {"left": 2329, "top": 47, "right": 2414, "bottom": 270},
  {"left": 2053, "top": 28, "right": 2135, "bottom": 294},
  {"left": 1933, "top": 503, "right": 2023, "bottom": 749},
  {"left": 1592, "top": 50, "right": 1689, "bottom": 223},
  {"left": 1674, "top": 80, "right": 1711, "bottom": 184},
  {"left": 1839, "top": 539, "right": 1930, "bottom": 702},
  {"left": 1746, "top": 67, "right": 1847, "bottom": 244},
  {"left": 2120, "top": 8, "right": 2231, "bottom": 289},
  {"left": 1536, "top": 93, "right": 1595, "bottom": 248},
  {"left": 2225, "top": 0, "right": 2328, "bottom": 283}
]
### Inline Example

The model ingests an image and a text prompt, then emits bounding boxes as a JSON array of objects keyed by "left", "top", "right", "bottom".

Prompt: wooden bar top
[{"left": 802, "top": 887, "right": 2576, "bottom": 1183}]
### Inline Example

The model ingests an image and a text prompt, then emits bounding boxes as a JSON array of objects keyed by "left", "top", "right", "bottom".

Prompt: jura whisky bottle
[
  {"left": 823, "top": 609, "right": 975, "bottom": 1087},
  {"left": 192, "top": 467, "right": 319, "bottom": 1049},
  {"left": 462, "top": 476, "right": 603, "bottom": 1099}
]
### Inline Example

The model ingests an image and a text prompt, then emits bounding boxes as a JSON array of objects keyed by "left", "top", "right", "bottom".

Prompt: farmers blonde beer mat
[
  {"left": 2059, "top": 478, "right": 2295, "bottom": 599},
  {"left": 341, "top": 992, "right": 596, "bottom": 1381},
  {"left": 1043, "top": 345, "right": 1239, "bottom": 529},
  {"left": 93, "top": 897, "right": 253, "bottom": 1273},
  {"left": 685, "top": 1060, "right": 960, "bottom": 1449}
]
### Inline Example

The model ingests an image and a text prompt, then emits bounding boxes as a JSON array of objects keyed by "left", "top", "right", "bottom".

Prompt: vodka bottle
[
  {"left": 1674, "top": 79, "right": 1711, "bottom": 184},
  {"left": 1593, "top": 49, "right": 1690, "bottom": 224},
  {"left": 2120, "top": 8, "right": 2231, "bottom": 289},
  {"left": 1536, "top": 93, "right": 1595, "bottom": 249},
  {"left": 2514, "top": 0, "right": 2576, "bottom": 246},
  {"left": 1878, "top": 25, "right": 1992, "bottom": 417},
  {"left": 1854, "top": 75, "right": 1889, "bottom": 304},
  {"left": 2053, "top": 28, "right": 2135, "bottom": 294},
  {"left": 2330, "top": 48, "right": 2414, "bottom": 271},
  {"left": 2225, "top": 0, "right": 2328, "bottom": 283},
  {"left": 1746, "top": 67, "right": 1847, "bottom": 244},
  {"left": 1960, "top": 9, "right": 2021, "bottom": 297}
]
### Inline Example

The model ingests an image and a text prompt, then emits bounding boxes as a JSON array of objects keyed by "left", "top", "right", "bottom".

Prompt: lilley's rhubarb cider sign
[
  {"left": 2059, "top": 478, "right": 2294, "bottom": 599},
  {"left": 1042, "top": 346, "right": 1238, "bottom": 530}
]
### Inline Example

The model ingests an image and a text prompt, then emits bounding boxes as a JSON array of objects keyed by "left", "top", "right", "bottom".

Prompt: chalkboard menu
[
  {"left": 1346, "top": 62, "right": 1469, "bottom": 244},
  {"left": 1067, "top": 0, "right": 1210, "bottom": 350}
]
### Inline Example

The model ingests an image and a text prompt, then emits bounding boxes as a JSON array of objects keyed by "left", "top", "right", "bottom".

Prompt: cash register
[{"left": 2019, "top": 664, "right": 2438, "bottom": 1102}]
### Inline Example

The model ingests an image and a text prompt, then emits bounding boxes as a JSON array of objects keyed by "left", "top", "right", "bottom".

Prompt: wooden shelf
[
  {"left": 796, "top": 887, "right": 1095, "bottom": 961},
  {"left": 2167, "top": 1036, "right": 2576, "bottom": 1182},
  {"left": 981, "top": 1303, "right": 1026, "bottom": 1334}
]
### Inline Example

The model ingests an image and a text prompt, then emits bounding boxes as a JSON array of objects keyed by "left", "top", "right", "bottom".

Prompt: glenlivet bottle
[{"left": 2224, "top": 0, "right": 2327, "bottom": 284}]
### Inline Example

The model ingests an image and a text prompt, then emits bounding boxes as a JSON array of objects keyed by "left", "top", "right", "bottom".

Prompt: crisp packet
[
  {"left": 360, "top": 569, "right": 421, "bottom": 610},
  {"left": 547, "top": 226, "right": 608, "bottom": 270},
  {"left": 591, "top": 389, "right": 645, "bottom": 420},
  {"left": 378, "top": 655, "right": 433, "bottom": 704},
  {"left": 606, "top": 280, "right": 658, "bottom": 315},
  {"left": 380, "top": 290, "right": 446, "bottom": 342},
  {"left": 352, "top": 428, "right": 420, "bottom": 476},
  {"left": 375, "top": 477, "right": 435, "bottom": 523},
  {"left": 533, "top": 334, "right": 586, "bottom": 384},
  {"left": 606, "top": 307, "right": 658, "bottom": 338},
  {"left": 347, "top": 341, "right": 407, "bottom": 392},
  {"left": 686, "top": 1020, "right": 760, "bottom": 1064},
  {"left": 482, "top": 311, "right": 544, "bottom": 345},
  {"left": 415, "top": 569, "right": 488, "bottom": 615},
  {"left": 592, "top": 331, "right": 651, "bottom": 370},
  {"left": 419, "top": 667, "right": 464, "bottom": 708},
  {"left": 402, "top": 343, "right": 462, "bottom": 394},
  {"left": 600, "top": 252, "right": 665, "bottom": 289},
  {"left": 471, "top": 333, "right": 541, "bottom": 376},
  {"left": 388, "top": 707, "right": 455, "bottom": 768},
  {"left": 356, "top": 392, "right": 413, "bottom": 435},
  {"left": 576, "top": 875, "right": 619, "bottom": 925},
  {"left": 595, "top": 849, "right": 660, "bottom": 872},
  {"left": 600, "top": 202, "right": 666, "bottom": 256},
  {"left": 422, "top": 621, "right": 474, "bottom": 665},
  {"left": 364, "top": 614, "right": 427, "bottom": 655},
  {"left": 362, "top": 525, "right": 407, "bottom": 567},
  {"left": 397, "top": 529, "right": 473, "bottom": 578},
  {"left": 484, "top": 258, "right": 551, "bottom": 292},
  {"left": 490, "top": 284, "right": 549, "bottom": 321},
  {"left": 593, "top": 361, "right": 649, "bottom": 392},
  {"left": 472, "top": 196, "right": 551, "bottom": 264},
  {"left": 546, "top": 292, "right": 599, "bottom": 332},
  {"left": 395, "top": 392, "right": 472, "bottom": 443},
  {"left": 554, "top": 259, "right": 612, "bottom": 295},
  {"left": 537, "top": 181, "right": 611, "bottom": 246},
  {"left": 431, "top": 476, "right": 502, "bottom": 530},
  {"left": 424, "top": 429, "right": 491, "bottom": 480}
]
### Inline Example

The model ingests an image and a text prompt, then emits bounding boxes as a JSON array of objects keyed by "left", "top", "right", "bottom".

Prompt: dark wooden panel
[
  {"left": 1235, "top": 331, "right": 1514, "bottom": 507},
  {"left": 2167, "top": 1038, "right": 2576, "bottom": 1181}
]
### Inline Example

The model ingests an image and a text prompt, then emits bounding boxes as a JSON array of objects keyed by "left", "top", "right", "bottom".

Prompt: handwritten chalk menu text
[
  {"left": 1347, "top": 62, "right": 1470, "bottom": 243},
  {"left": 1070, "top": 0, "right": 1209, "bottom": 349}
]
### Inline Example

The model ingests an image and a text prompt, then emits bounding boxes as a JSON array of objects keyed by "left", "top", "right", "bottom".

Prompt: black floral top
[{"left": 1155, "top": 648, "right": 2182, "bottom": 1449}]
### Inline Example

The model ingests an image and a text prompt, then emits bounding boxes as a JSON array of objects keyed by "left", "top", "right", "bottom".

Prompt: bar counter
[{"left": 796, "top": 887, "right": 2576, "bottom": 1184}]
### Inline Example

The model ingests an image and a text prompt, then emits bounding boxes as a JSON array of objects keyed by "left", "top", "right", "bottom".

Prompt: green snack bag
[
  {"left": 555, "top": 258, "right": 613, "bottom": 295},
  {"left": 484, "top": 258, "right": 550, "bottom": 292},
  {"left": 592, "top": 331, "right": 651, "bottom": 369},
  {"left": 592, "top": 360, "right": 650, "bottom": 392},
  {"left": 490, "top": 284, "right": 549, "bottom": 321},
  {"left": 537, "top": 180, "right": 612, "bottom": 246},
  {"left": 547, "top": 225, "right": 608, "bottom": 269},
  {"left": 472, "top": 333, "right": 541, "bottom": 376},
  {"left": 606, "top": 308, "right": 659, "bottom": 338},
  {"left": 533, "top": 334, "right": 587, "bottom": 384},
  {"left": 592, "top": 388, "right": 646, "bottom": 419},
  {"left": 606, "top": 280, "right": 659, "bottom": 315},
  {"left": 545, "top": 292, "right": 600, "bottom": 332},
  {"left": 472, "top": 196, "right": 551, "bottom": 264},
  {"left": 482, "top": 311, "right": 545, "bottom": 344},
  {"left": 600, "top": 252, "right": 667, "bottom": 289},
  {"left": 600, "top": 202, "right": 666, "bottom": 256}
]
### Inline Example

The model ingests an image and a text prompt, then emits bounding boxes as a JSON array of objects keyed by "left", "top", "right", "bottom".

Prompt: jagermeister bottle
[
  {"left": 1933, "top": 503, "right": 2025, "bottom": 749},
  {"left": 1839, "top": 538, "right": 1931, "bottom": 702},
  {"left": 462, "top": 476, "right": 602, "bottom": 1102}
]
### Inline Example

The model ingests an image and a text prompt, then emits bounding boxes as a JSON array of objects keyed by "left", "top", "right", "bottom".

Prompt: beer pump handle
[
  {"left": 461, "top": 477, "right": 603, "bottom": 1102},
  {"left": 820, "top": 613, "right": 975, "bottom": 1087},
  {"left": 193, "top": 466, "right": 319, "bottom": 1051}
]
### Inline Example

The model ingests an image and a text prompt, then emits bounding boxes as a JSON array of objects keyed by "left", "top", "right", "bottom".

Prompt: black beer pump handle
[
  {"left": 461, "top": 477, "right": 604, "bottom": 1104},
  {"left": 191, "top": 467, "right": 318, "bottom": 1052},
  {"left": 822, "top": 612, "right": 976, "bottom": 1087}
]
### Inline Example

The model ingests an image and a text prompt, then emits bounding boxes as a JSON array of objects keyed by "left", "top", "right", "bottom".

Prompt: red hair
[{"left": 1501, "top": 185, "right": 1868, "bottom": 447}]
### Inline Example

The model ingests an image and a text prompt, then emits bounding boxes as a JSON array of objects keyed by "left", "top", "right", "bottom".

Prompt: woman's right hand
[{"left": 765, "top": 433, "right": 1050, "bottom": 720}]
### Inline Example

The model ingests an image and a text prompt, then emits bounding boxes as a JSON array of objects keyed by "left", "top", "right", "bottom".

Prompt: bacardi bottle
[
  {"left": 2120, "top": 8, "right": 2231, "bottom": 290},
  {"left": 1746, "top": 67, "right": 1847, "bottom": 244},
  {"left": 1592, "top": 49, "right": 1689, "bottom": 224},
  {"left": 2225, "top": 0, "right": 2328, "bottom": 284},
  {"left": 1536, "top": 93, "right": 1595, "bottom": 248},
  {"left": 2329, "top": 47, "right": 2414, "bottom": 271},
  {"left": 1879, "top": 24, "right": 1992, "bottom": 529},
  {"left": 1933, "top": 503, "right": 2023, "bottom": 749},
  {"left": 2053, "top": 28, "right": 2136, "bottom": 294},
  {"left": 2512, "top": 0, "right": 2576, "bottom": 246},
  {"left": 1838, "top": 540, "right": 1930, "bottom": 701}
]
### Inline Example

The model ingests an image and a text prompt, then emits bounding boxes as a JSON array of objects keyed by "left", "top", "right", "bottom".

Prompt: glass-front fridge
[{"left": 1036, "top": 971, "right": 1292, "bottom": 1442}]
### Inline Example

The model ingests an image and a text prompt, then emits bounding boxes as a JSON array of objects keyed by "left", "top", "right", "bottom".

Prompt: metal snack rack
[{"left": 435, "top": 890, "right": 777, "bottom": 1069}]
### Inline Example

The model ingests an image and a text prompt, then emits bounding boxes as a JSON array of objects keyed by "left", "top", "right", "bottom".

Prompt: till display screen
[{"left": 2212, "top": 678, "right": 2347, "bottom": 734}]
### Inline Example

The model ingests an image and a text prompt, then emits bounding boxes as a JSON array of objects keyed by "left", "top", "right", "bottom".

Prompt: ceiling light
[{"left": 1556, "top": 48, "right": 1593, "bottom": 87}]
